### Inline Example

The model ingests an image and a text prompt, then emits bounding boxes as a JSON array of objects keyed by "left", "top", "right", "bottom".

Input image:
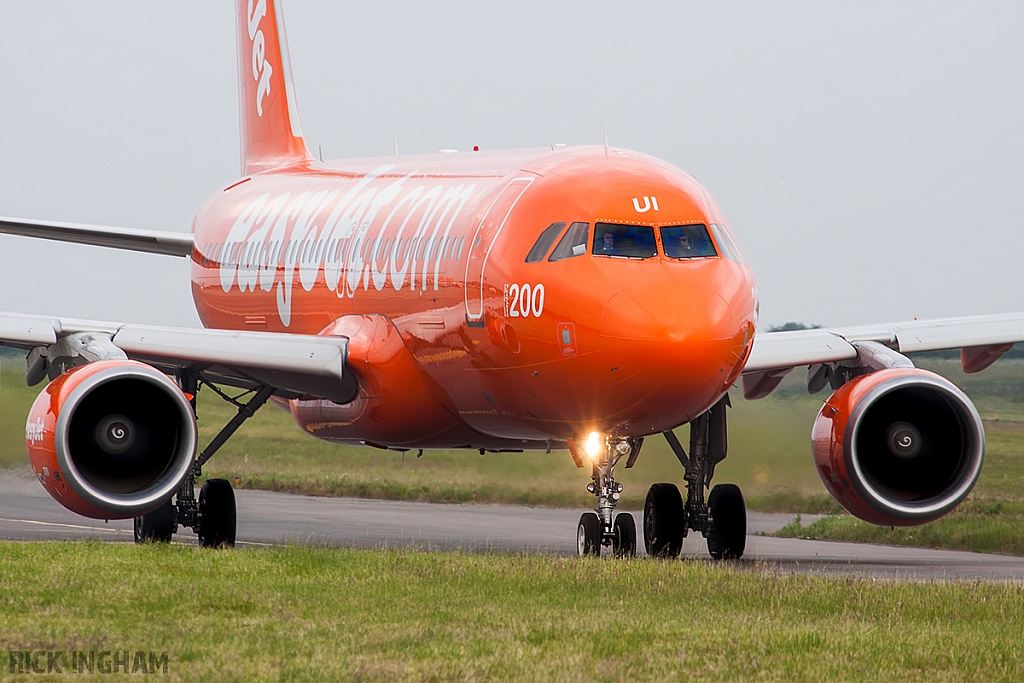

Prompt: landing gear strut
[
  {"left": 644, "top": 395, "right": 747, "bottom": 560},
  {"left": 133, "top": 371, "right": 273, "bottom": 547},
  {"left": 573, "top": 434, "right": 642, "bottom": 558}
]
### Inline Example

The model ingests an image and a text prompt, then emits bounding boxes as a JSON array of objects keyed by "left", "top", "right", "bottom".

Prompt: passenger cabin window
[
  {"left": 661, "top": 224, "right": 717, "bottom": 259},
  {"left": 548, "top": 222, "right": 590, "bottom": 261},
  {"left": 593, "top": 223, "right": 657, "bottom": 258},
  {"left": 525, "top": 222, "right": 566, "bottom": 263}
]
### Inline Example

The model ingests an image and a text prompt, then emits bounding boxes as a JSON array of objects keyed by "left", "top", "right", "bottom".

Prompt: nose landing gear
[
  {"left": 573, "top": 434, "right": 642, "bottom": 557},
  {"left": 644, "top": 395, "right": 747, "bottom": 561}
]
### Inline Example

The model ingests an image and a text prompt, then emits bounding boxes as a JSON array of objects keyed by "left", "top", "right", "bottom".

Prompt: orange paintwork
[
  {"left": 25, "top": 360, "right": 157, "bottom": 519},
  {"left": 185, "top": 0, "right": 758, "bottom": 451},
  {"left": 237, "top": 0, "right": 311, "bottom": 174},
  {"left": 190, "top": 147, "right": 756, "bottom": 449}
]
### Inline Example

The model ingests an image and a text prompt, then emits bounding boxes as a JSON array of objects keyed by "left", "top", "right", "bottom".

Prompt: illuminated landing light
[{"left": 584, "top": 432, "right": 603, "bottom": 460}]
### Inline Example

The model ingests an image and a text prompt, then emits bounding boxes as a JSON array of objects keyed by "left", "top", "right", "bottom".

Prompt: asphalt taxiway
[{"left": 2, "top": 472, "right": 1023, "bottom": 581}]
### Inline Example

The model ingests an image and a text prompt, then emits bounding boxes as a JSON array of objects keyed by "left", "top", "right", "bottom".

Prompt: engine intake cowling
[
  {"left": 25, "top": 360, "right": 196, "bottom": 519},
  {"left": 811, "top": 368, "right": 984, "bottom": 526}
]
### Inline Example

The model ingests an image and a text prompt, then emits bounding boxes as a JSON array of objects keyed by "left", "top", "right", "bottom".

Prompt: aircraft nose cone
[
  {"left": 599, "top": 286, "right": 735, "bottom": 347},
  {"left": 596, "top": 283, "right": 750, "bottom": 429}
]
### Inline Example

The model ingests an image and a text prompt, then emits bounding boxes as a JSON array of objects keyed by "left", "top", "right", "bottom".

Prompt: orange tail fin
[{"left": 237, "top": 0, "right": 312, "bottom": 174}]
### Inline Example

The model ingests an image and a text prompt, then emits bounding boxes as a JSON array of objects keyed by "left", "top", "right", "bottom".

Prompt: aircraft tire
[
  {"left": 612, "top": 512, "right": 636, "bottom": 558},
  {"left": 644, "top": 483, "right": 684, "bottom": 559},
  {"left": 707, "top": 483, "right": 746, "bottom": 560},
  {"left": 577, "top": 512, "right": 601, "bottom": 557},
  {"left": 133, "top": 498, "right": 175, "bottom": 544},
  {"left": 198, "top": 478, "right": 236, "bottom": 548}
]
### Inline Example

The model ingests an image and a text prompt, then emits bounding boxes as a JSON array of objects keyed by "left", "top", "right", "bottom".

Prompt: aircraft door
[{"left": 464, "top": 177, "right": 534, "bottom": 325}]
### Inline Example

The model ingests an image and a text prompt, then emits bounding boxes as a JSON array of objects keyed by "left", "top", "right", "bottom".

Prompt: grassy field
[
  {"left": 2, "top": 542, "right": 1024, "bottom": 682},
  {"left": 6, "top": 353, "right": 1024, "bottom": 554}
]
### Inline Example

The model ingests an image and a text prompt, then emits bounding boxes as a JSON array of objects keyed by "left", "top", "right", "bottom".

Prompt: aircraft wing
[
  {"left": 741, "top": 312, "right": 1024, "bottom": 399},
  {"left": 0, "top": 311, "right": 355, "bottom": 404},
  {"left": 0, "top": 216, "right": 193, "bottom": 257}
]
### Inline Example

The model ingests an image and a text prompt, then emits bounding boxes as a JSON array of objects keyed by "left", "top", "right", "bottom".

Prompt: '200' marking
[{"left": 507, "top": 283, "right": 545, "bottom": 318}]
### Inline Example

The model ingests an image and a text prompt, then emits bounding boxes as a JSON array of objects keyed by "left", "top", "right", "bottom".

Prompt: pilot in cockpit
[
  {"left": 602, "top": 231, "right": 615, "bottom": 253},
  {"left": 675, "top": 232, "right": 693, "bottom": 256}
]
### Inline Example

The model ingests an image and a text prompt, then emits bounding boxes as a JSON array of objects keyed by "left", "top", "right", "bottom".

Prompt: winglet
[{"left": 237, "top": 0, "right": 313, "bottom": 174}]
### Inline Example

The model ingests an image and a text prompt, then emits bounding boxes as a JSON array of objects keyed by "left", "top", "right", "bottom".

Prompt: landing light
[{"left": 584, "top": 432, "right": 602, "bottom": 460}]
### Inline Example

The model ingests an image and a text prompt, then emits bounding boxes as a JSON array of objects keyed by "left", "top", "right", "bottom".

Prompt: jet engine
[
  {"left": 25, "top": 360, "right": 196, "bottom": 519},
  {"left": 811, "top": 367, "right": 984, "bottom": 526}
]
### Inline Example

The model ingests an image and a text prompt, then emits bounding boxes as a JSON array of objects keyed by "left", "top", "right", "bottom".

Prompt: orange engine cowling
[
  {"left": 25, "top": 360, "right": 196, "bottom": 520},
  {"left": 811, "top": 367, "right": 984, "bottom": 526}
]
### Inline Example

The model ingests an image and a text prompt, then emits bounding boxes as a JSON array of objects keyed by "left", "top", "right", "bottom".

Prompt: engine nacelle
[
  {"left": 812, "top": 368, "right": 984, "bottom": 526},
  {"left": 25, "top": 360, "right": 196, "bottom": 519}
]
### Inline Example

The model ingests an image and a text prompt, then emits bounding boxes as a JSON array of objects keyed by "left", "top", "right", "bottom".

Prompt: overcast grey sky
[{"left": 0, "top": 1, "right": 1022, "bottom": 329}]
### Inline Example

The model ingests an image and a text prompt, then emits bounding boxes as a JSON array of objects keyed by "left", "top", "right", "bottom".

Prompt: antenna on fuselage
[
  {"left": 602, "top": 117, "right": 609, "bottom": 149},
  {"left": 393, "top": 130, "right": 400, "bottom": 158}
]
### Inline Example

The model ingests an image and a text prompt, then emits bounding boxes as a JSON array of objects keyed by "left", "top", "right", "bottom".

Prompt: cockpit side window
[
  {"left": 592, "top": 223, "right": 657, "bottom": 258},
  {"left": 661, "top": 224, "right": 717, "bottom": 259},
  {"left": 708, "top": 223, "right": 747, "bottom": 265},
  {"left": 548, "top": 222, "right": 590, "bottom": 261},
  {"left": 525, "top": 222, "right": 566, "bottom": 263}
]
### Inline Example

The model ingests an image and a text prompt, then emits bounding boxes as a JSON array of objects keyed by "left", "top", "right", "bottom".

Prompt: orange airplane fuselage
[{"left": 190, "top": 145, "right": 757, "bottom": 450}]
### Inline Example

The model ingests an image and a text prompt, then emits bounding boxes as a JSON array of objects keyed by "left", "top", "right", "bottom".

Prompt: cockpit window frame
[
  {"left": 660, "top": 223, "right": 718, "bottom": 260},
  {"left": 592, "top": 222, "right": 659, "bottom": 260}
]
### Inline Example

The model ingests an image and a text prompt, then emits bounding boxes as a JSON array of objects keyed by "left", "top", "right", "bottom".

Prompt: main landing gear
[
  {"left": 134, "top": 372, "right": 273, "bottom": 548},
  {"left": 573, "top": 395, "right": 747, "bottom": 561},
  {"left": 646, "top": 395, "right": 746, "bottom": 560}
]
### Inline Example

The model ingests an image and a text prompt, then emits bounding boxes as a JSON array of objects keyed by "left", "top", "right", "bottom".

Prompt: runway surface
[{"left": 3, "top": 472, "right": 1024, "bottom": 581}]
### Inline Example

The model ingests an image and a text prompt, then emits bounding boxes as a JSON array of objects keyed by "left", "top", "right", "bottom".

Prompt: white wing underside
[
  {"left": 742, "top": 312, "right": 1024, "bottom": 399},
  {"left": 0, "top": 216, "right": 193, "bottom": 257},
  {"left": 0, "top": 311, "right": 352, "bottom": 403}
]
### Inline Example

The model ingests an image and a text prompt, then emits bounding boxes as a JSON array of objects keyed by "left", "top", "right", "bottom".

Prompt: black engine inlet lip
[{"left": 844, "top": 371, "right": 984, "bottom": 523}]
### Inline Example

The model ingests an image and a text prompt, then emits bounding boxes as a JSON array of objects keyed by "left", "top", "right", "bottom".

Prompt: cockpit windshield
[
  {"left": 593, "top": 223, "right": 657, "bottom": 258},
  {"left": 661, "top": 224, "right": 717, "bottom": 259}
]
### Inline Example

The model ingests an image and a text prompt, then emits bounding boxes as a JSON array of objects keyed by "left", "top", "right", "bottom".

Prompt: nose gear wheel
[
  {"left": 612, "top": 513, "right": 637, "bottom": 558},
  {"left": 575, "top": 435, "right": 642, "bottom": 558}
]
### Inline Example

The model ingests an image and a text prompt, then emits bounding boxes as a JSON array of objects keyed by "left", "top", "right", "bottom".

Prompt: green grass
[
  {"left": 3, "top": 542, "right": 1024, "bottom": 682},
  {"left": 776, "top": 502, "right": 1024, "bottom": 556}
]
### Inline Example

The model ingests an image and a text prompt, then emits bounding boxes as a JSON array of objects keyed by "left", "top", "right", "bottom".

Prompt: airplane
[{"left": 1, "top": 0, "right": 1023, "bottom": 559}]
